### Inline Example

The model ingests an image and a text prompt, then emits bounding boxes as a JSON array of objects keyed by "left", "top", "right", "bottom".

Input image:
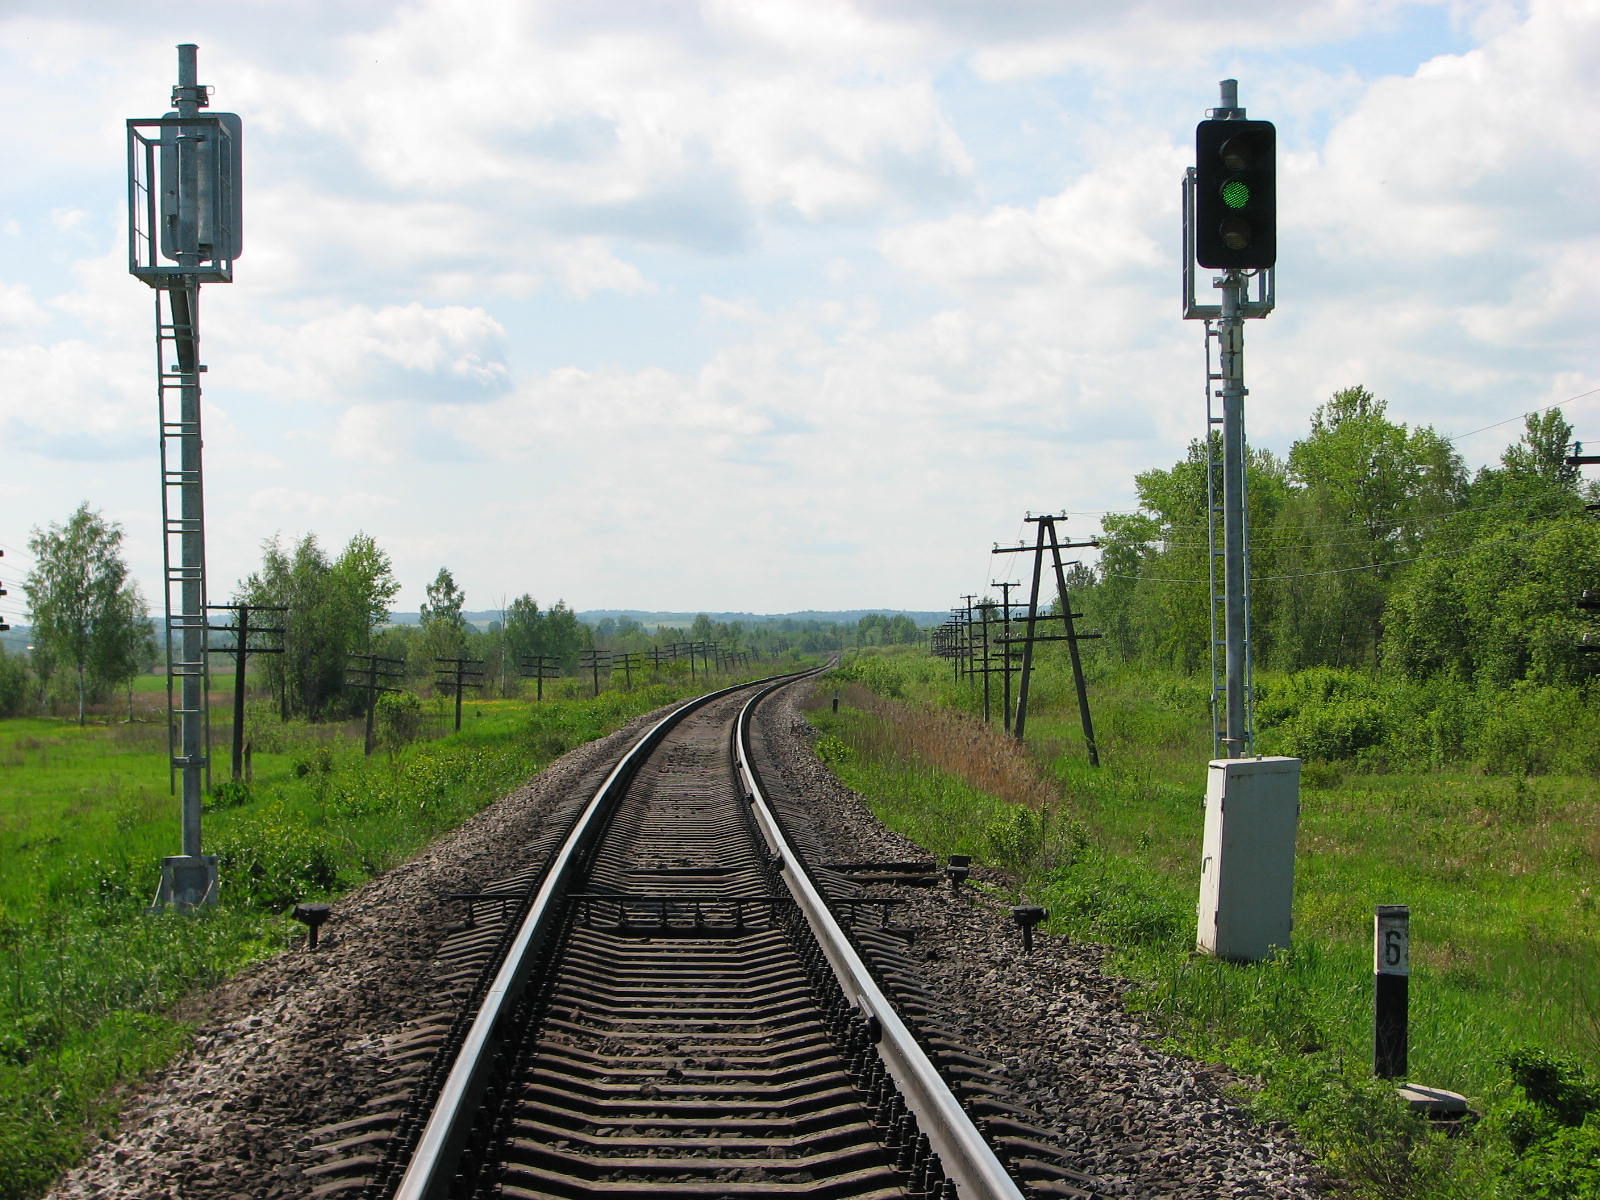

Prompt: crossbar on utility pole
[
  {"left": 348, "top": 653, "right": 405, "bottom": 755},
  {"left": 435, "top": 657, "right": 485, "bottom": 732},
  {"left": 993, "top": 516, "right": 1099, "bottom": 747},
  {"left": 205, "top": 602, "right": 285, "bottom": 780},
  {"left": 518, "top": 654, "right": 559, "bottom": 701}
]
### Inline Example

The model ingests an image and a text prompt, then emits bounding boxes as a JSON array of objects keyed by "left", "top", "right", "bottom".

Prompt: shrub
[
  {"left": 375, "top": 690, "right": 425, "bottom": 756},
  {"left": 290, "top": 745, "right": 335, "bottom": 778},
  {"left": 814, "top": 734, "right": 853, "bottom": 765},
  {"left": 211, "top": 815, "right": 342, "bottom": 912},
  {"left": 1507, "top": 1118, "right": 1600, "bottom": 1199},
  {"left": 207, "top": 780, "right": 253, "bottom": 810},
  {"left": 1505, "top": 1047, "right": 1600, "bottom": 1128}
]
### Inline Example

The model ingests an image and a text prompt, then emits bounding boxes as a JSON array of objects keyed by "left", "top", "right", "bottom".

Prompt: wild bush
[
  {"left": 211, "top": 812, "right": 342, "bottom": 911},
  {"left": 1500, "top": 1048, "right": 1600, "bottom": 1198},
  {"left": 374, "top": 690, "right": 425, "bottom": 756}
]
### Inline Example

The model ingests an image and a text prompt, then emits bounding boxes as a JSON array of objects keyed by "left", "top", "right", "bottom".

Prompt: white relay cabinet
[{"left": 1197, "top": 756, "right": 1301, "bottom": 961}]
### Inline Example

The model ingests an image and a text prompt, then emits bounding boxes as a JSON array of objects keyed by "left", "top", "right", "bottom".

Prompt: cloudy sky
[{"left": 2, "top": 0, "right": 1596, "bottom": 620}]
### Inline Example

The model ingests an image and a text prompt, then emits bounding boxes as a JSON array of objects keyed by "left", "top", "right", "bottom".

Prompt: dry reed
[{"left": 804, "top": 681, "right": 1058, "bottom": 811}]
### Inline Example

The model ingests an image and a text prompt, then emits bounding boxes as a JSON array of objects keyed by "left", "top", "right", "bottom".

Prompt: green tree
[
  {"left": 24, "top": 503, "right": 147, "bottom": 724},
  {"left": 419, "top": 567, "right": 468, "bottom": 670},
  {"left": 238, "top": 532, "right": 398, "bottom": 720},
  {"left": 1269, "top": 387, "right": 1464, "bottom": 670},
  {"left": 103, "top": 584, "right": 157, "bottom": 720},
  {"left": 543, "top": 600, "right": 591, "bottom": 672}
]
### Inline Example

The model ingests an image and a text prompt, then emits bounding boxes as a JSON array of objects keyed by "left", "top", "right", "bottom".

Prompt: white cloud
[
  {"left": 0, "top": 339, "right": 148, "bottom": 458},
  {"left": 231, "top": 302, "right": 511, "bottom": 406},
  {"left": 1303, "top": 0, "right": 1600, "bottom": 264},
  {"left": 962, "top": 0, "right": 1426, "bottom": 79},
  {"left": 0, "top": 283, "right": 48, "bottom": 339},
  {"left": 882, "top": 142, "right": 1177, "bottom": 290},
  {"left": 3, "top": 0, "right": 1598, "bottom": 612}
]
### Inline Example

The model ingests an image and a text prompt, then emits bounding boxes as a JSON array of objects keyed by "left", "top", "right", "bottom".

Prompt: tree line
[
  {"left": 1077, "top": 387, "right": 1600, "bottom": 691},
  {"left": 5, "top": 515, "right": 905, "bottom": 724}
]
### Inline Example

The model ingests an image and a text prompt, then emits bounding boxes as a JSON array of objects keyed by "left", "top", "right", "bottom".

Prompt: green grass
[
  {"left": 810, "top": 648, "right": 1600, "bottom": 1199},
  {"left": 0, "top": 674, "right": 760, "bottom": 1200}
]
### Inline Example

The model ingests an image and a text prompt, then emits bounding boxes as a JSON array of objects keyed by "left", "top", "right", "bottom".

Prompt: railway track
[{"left": 309, "top": 673, "right": 1100, "bottom": 1200}]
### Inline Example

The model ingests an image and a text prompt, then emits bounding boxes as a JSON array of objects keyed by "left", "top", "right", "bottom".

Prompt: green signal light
[{"left": 1222, "top": 179, "right": 1251, "bottom": 209}]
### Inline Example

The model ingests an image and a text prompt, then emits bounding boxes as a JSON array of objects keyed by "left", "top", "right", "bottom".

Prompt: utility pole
[
  {"left": 1045, "top": 530, "right": 1100, "bottom": 767},
  {"left": 992, "top": 580, "right": 1017, "bottom": 732},
  {"left": 518, "top": 654, "right": 558, "bottom": 701},
  {"left": 435, "top": 657, "right": 485, "bottom": 732},
  {"left": 973, "top": 601, "right": 998, "bottom": 723},
  {"left": 958, "top": 595, "right": 977, "bottom": 688},
  {"left": 993, "top": 516, "right": 1100, "bottom": 747},
  {"left": 580, "top": 649, "right": 608, "bottom": 696},
  {"left": 612, "top": 651, "right": 641, "bottom": 688},
  {"left": 129, "top": 45, "right": 243, "bottom": 910},
  {"left": 205, "top": 602, "right": 285, "bottom": 780},
  {"left": 348, "top": 653, "right": 405, "bottom": 755}
]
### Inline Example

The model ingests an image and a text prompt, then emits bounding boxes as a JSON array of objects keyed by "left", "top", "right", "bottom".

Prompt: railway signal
[
  {"left": 1183, "top": 83, "right": 1296, "bottom": 964},
  {"left": 1194, "top": 118, "right": 1276, "bottom": 270},
  {"left": 129, "top": 45, "right": 243, "bottom": 910}
]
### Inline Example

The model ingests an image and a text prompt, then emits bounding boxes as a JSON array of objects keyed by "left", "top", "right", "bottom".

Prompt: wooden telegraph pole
[
  {"left": 206, "top": 602, "right": 286, "bottom": 780},
  {"left": 435, "top": 657, "right": 486, "bottom": 732},
  {"left": 518, "top": 654, "right": 559, "bottom": 701},
  {"left": 992, "top": 514, "right": 1102, "bottom": 763},
  {"left": 347, "top": 652, "right": 405, "bottom": 756}
]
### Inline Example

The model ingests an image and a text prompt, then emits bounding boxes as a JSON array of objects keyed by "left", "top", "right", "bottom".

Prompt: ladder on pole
[
  {"left": 155, "top": 285, "right": 212, "bottom": 793},
  {"left": 1204, "top": 320, "right": 1255, "bottom": 757}
]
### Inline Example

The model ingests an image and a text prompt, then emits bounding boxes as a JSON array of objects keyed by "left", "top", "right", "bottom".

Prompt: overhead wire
[{"left": 1443, "top": 386, "right": 1600, "bottom": 445}]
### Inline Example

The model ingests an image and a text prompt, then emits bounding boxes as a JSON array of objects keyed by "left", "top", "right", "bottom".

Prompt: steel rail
[
  {"left": 735, "top": 681, "right": 1029, "bottom": 1200},
  {"left": 391, "top": 672, "right": 792, "bottom": 1200}
]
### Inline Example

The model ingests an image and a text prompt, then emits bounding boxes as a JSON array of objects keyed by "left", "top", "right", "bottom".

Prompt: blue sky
[{"left": 1, "top": 0, "right": 1596, "bottom": 620}]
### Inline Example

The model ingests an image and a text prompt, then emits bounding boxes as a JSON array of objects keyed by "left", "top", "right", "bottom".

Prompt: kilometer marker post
[{"left": 1374, "top": 904, "right": 1409, "bottom": 1079}]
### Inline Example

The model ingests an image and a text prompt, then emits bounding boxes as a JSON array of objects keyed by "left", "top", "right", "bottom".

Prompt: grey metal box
[{"left": 1197, "top": 756, "right": 1300, "bottom": 961}]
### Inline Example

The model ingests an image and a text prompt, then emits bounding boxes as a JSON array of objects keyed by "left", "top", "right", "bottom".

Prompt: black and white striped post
[{"left": 1374, "top": 904, "right": 1409, "bottom": 1078}]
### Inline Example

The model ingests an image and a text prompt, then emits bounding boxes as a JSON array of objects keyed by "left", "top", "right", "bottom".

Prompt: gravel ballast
[{"left": 46, "top": 682, "right": 1330, "bottom": 1200}]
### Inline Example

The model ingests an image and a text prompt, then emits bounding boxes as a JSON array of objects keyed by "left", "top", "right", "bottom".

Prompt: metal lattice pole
[
  {"left": 130, "top": 44, "right": 242, "bottom": 908},
  {"left": 1217, "top": 273, "right": 1254, "bottom": 756}
]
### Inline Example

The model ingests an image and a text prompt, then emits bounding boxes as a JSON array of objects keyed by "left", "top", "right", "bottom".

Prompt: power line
[{"left": 1444, "top": 386, "right": 1600, "bottom": 445}]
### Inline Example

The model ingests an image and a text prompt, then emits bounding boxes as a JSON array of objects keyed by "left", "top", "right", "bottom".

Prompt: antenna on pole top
[{"left": 1215, "top": 78, "right": 1242, "bottom": 118}]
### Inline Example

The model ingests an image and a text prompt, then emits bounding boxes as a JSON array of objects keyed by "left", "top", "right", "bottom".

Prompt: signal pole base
[{"left": 150, "top": 854, "right": 219, "bottom": 911}]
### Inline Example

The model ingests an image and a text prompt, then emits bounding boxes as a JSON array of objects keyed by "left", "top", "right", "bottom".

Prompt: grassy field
[
  {"left": 809, "top": 649, "right": 1600, "bottom": 1199},
  {"left": 0, "top": 670, "right": 759, "bottom": 1200}
]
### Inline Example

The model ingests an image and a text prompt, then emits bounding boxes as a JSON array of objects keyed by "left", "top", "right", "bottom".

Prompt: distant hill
[
  {"left": 385, "top": 609, "right": 945, "bottom": 631},
  {"left": 577, "top": 610, "right": 946, "bottom": 630}
]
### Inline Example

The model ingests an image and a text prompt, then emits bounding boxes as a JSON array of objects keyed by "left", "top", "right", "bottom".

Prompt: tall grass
[{"left": 811, "top": 648, "right": 1600, "bottom": 1199}]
